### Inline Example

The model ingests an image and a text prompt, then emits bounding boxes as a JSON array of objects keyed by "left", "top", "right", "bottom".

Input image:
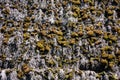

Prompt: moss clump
[
  {"left": 95, "top": 40, "right": 101, "bottom": 45},
  {"left": 108, "top": 61, "right": 115, "bottom": 69},
  {"left": 17, "top": 70, "right": 24, "bottom": 79},
  {"left": 85, "top": 27, "right": 91, "bottom": 31},
  {"left": 108, "top": 54, "right": 115, "bottom": 60},
  {"left": 56, "top": 31, "right": 63, "bottom": 36},
  {"left": 57, "top": 36, "right": 63, "bottom": 41},
  {"left": 23, "top": 23, "right": 30, "bottom": 28},
  {"left": 40, "top": 30, "right": 47, "bottom": 36},
  {"left": 24, "top": 17, "right": 31, "bottom": 22},
  {"left": 101, "top": 46, "right": 112, "bottom": 51},
  {"left": 71, "top": 32, "right": 78, "bottom": 37},
  {"left": 72, "top": 12, "right": 78, "bottom": 18},
  {"left": 3, "top": 38, "right": 9, "bottom": 45},
  {"left": 101, "top": 52, "right": 108, "bottom": 58},
  {"left": 94, "top": 30, "right": 103, "bottom": 35},
  {"left": 82, "top": 14, "right": 88, "bottom": 20},
  {"left": 47, "top": 59, "right": 55, "bottom": 66},
  {"left": 65, "top": 72, "right": 73, "bottom": 80},
  {"left": 2, "top": 8, "right": 10, "bottom": 14},
  {"left": 87, "top": 30, "right": 95, "bottom": 36},
  {"left": 1, "top": 54, "right": 6, "bottom": 60},
  {"left": 69, "top": 39, "right": 76, "bottom": 45},
  {"left": 23, "top": 33, "right": 30, "bottom": 40},
  {"left": 0, "top": 26, "right": 7, "bottom": 33},
  {"left": 107, "top": 10, "right": 113, "bottom": 15},
  {"left": 103, "top": 33, "right": 109, "bottom": 40},
  {"left": 115, "top": 50, "right": 120, "bottom": 56},
  {"left": 22, "top": 64, "right": 31, "bottom": 74},
  {"left": 45, "top": 45, "right": 51, "bottom": 52},
  {"left": 36, "top": 41, "right": 44, "bottom": 49},
  {"left": 8, "top": 27, "right": 16, "bottom": 34},
  {"left": 90, "top": 6, "right": 95, "bottom": 11},
  {"left": 83, "top": 0, "right": 89, "bottom": 3},
  {"left": 101, "top": 59, "right": 108, "bottom": 66},
  {"left": 96, "top": 22, "right": 102, "bottom": 27},
  {"left": 71, "top": 0, "right": 80, "bottom": 5},
  {"left": 58, "top": 41, "right": 69, "bottom": 47},
  {"left": 78, "top": 31, "right": 83, "bottom": 37},
  {"left": 109, "top": 35, "right": 117, "bottom": 42}
]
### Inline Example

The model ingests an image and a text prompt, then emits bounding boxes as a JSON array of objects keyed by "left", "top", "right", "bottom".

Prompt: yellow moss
[
  {"left": 3, "top": 32, "right": 10, "bottom": 38},
  {"left": 96, "top": 11, "right": 102, "bottom": 16},
  {"left": 116, "top": 50, "right": 120, "bottom": 55},
  {"left": 34, "top": 26, "right": 39, "bottom": 32},
  {"left": 78, "top": 18, "right": 82, "bottom": 21},
  {"left": 107, "top": 10, "right": 113, "bottom": 15},
  {"left": 103, "top": 33, "right": 109, "bottom": 40},
  {"left": 94, "top": 30, "right": 103, "bottom": 35},
  {"left": 58, "top": 41, "right": 69, "bottom": 47},
  {"left": 69, "top": 72, "right": 73, "bottom": 79},
  {"left": 90, "top": 6, "right": 95, "bottom": 11},
  {"left": 84, "top": 0, "right": 89, "bottom": 3},
  {"left": 109, "top": 61, "right": 114, "bottom": 69},
  {"left": 2, "top": 8, "right": 10, "bottom": 14},
  {"left": 69, "top": 39, "right": 76, "bottom": 45},
  {"left": 108, "top": 16, "right": 113, "bottom": 20},
  {"left": 24, "top": 17, "right": 31, "bottom": 22},
  {"left": 45, "top": 45, "right": 51, "bottom": 51},
  {"left": 87, "top": 30, "right": 94, "bottom": 36},
  {"left": 90, "top": 26, "right": 94, "bottom": 30},
  {"left": 85, "top": 27, "right": 91, "bottom": 31},
  {"left": 40, "top": 30, "right": 47, "bottom": 36},
  {"left": 65, "top": 74, "right": 69, "bottom": 79},
  {"left": 95, "top": 40, "right": 101, "bottom": 45},
  {"left": 17, "top": 70, "right": 24, "bottom": 79},
  {"left": 0, "top": 26, "right": 7, "bottom": 33},
  {"left": 22, "top": 64, "right": 31, "bottom": 73},
  {"left": 108, "top": 54, "right": 115, "bottom": 59},
  {"left": 96, "top": 74, "right": 101, "bottom": 79},
  {"left": 82, "top": 14, "right": 88, "bottom": 19},
  {"left": 117, "top": 20, "right": 120, "bottom": 24},
  {"left": 62, "top": 1, "right": 68, "bottom": 6},
  {"left": 91, "top": 37, "right": 97, "bottom": 42},
  {"left": 101, "top": 52, "right": 108, "bottom": 58},
  {"left": 3, "top": 38, "right": 9, "bottom": 44},
  {"left": 36, "top": 41, "right": 44, "bottom": 49},
  {"left": 78, "top": 31, "right": 83, "bottom": 36},
  {"left": 91, "top": 10, "right": 96, "bottom": 15},
  {"left": 23, "top": 33, "right": 30, "bottom": 40},
  {"left": 109, "top": 35, "right": 117, "bottom": 42},
  {"left": 7, "top": 20, "right": 14, "bottom": 23},
  {"left": 73, "top": 12, "right": 78, "bottom": 18},
  {"left": 55, "top": 20, "right": 62, "bottom": 25},
  {"left": 71, "top": 32, "right": 78, "bottom": 37},
  {"left": 101, "top": 46, "right": 112, "bottom": 51},
  {"left": 23, "top": 23, "right": 30, "bottom": 28},
  {"left": 96, "top": 22, "right": 102, "bottom": 27},
  {"left": 1, "top": 54, "right": 6, "bottom": 60},
  {"left": 8, "top": 27, "right": 16, "bottom": 34},
  {"left": 108, "top": 40, "right": 112, "bottom": 45},
  {"left": 47, "top": 59, "right": 55, "bottom": 65},
  {"left": 46, "top": 34, "right": 52, "bottom": 38},
  {"left": 101, "top": 59, "right": 108, "bottom": 65},
  {"left": 57, "top": 36, "right": 63, "bottom": 41},
  {"left": 2, "top": 54, "right": 6, "bottom": 58},
  {"left": 56, "top": 31, "right": 63, "bottom": 36},
  {"left": 71, "top": 0, "right": 80, "bottom": 5}
]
